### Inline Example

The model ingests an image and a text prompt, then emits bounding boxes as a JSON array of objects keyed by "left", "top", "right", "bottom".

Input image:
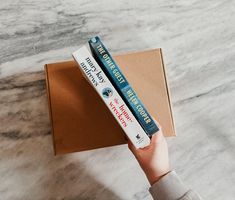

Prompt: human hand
[{"left": 128, "top": 127, "right": 170, "bottom": 185}]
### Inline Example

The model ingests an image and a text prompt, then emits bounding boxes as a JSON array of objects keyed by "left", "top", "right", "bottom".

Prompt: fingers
[
  {"left": 127, "top": 137, "right": 148, "bottom": 154},
  {"left": 128, "top": 117, "right": 163, "bottom": 153},
  {"left": 128, "top": 131, "right": 160, "bottom": 152}
]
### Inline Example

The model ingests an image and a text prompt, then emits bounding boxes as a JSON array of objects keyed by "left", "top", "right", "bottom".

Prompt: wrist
[{"left": 146, "top": 170, "right": 171, "bottom": 186}]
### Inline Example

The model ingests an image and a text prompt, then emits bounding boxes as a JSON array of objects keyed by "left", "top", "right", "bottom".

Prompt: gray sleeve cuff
[{"left": 149, "top": 171, "right": 189, "bottom": 200}]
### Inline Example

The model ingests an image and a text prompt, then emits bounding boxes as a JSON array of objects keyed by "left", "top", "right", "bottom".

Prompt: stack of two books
[
  {"left": 73, "top": 36, "right": 162, "bottom": 149},
  {"left": 45, "top": 37, "right": 175, "bottom": 155}
]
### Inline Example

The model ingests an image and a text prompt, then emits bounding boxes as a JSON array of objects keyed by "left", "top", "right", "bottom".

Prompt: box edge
[
  {"left": 44, "top": 64, "right": 58, "bottom": 155},
  {"left": 159, "top": 49, "right": 176, "bottom": 137}
]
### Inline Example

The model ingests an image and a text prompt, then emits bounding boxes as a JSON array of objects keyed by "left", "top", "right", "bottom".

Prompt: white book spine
[{"left": 72, "top": 46, "right": 150, "bottom": 148}]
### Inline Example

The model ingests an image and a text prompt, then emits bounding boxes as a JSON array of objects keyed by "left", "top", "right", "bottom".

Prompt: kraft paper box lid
[{"left": 45, "top": 49, "right": 175, "bottom": 155}]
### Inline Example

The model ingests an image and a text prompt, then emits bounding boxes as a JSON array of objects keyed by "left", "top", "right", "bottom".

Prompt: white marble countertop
[{"left": 0, "top": 1, "right": 235, "bottom": 199}]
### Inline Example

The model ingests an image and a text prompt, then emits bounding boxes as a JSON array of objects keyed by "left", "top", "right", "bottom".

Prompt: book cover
[
  {"left": 72, "top": 46, "right": 150, "bottom": 148},
  {"left": 88, "top": 36, "right": 159, "bottom": 136}
]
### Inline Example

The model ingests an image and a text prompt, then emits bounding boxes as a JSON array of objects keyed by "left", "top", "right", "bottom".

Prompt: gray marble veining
[{"left": 0, "top": 0, "right": 235, "bottom": 199}]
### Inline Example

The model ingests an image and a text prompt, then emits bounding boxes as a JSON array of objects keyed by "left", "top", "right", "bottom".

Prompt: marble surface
[{"left": 0, "top": 0, "right": 235, "bottom": 199}]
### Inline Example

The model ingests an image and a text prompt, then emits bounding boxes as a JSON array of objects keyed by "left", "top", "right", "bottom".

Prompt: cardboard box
[{"left": 45, "top": 49, "right": 175, "bottom": 155}]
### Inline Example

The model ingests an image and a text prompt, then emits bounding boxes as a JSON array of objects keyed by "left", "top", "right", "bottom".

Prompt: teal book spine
[{"left": 88, "top": 36, "right": 159, "bottom": 136}]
